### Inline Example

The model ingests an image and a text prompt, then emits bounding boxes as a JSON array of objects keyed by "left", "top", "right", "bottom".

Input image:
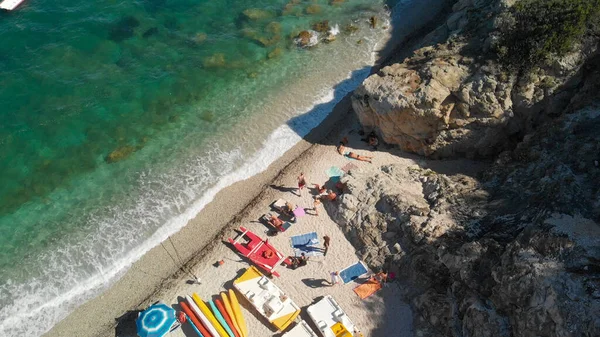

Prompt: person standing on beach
[
  {"left": 297, "top": 172, "right": 306, "bottom": 194},
  {"left": 329, "top": 271, "right": 340, "bottom": 286},
  {"left": 322, "top": 235, "right": 331, "bottom": 256},
  {"left": 312, "top": 196, "right": 321, "bottom": 216}
]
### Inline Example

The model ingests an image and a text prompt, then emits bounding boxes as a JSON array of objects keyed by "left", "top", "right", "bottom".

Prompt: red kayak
[{"left": 228, "top": 226, "right": 291, "bottom": 277}]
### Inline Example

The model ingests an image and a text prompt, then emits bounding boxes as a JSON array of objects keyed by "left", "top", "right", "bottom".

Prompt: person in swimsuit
[
  {"left": 346, "top": 152, "right": 373, "bottom": 163},
  {"left": 268, "top": 215, "right": 284, "bottom": 229},
  {"left": 297, "top": 173, "right": 306, "bottom": 192},
  {"left": 337, "top": 136, "right": 349, "bottom": 155},
  {"left": 322, "top": 235, "right": 331, "bottom": 256},
  {"left": 313, "top": 183, "right": 327, "bottom": 195}
]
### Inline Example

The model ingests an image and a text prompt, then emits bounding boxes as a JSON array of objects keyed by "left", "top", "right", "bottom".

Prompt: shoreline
[{"left": 44, "top": 1, "right": 456, "bottom": 336}]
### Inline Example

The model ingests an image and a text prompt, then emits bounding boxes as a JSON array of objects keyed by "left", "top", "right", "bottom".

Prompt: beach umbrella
[
  {"left": 136, "top": 303, "right": 177, "bottom": 337},
  {"left": 293, "top": 207, "right": 306, "bottom": 218}
]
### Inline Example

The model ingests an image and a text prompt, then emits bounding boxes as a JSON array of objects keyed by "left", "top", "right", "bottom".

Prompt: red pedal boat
[{"left": 228, "top": 226, "right": 291, "bottom": 277}]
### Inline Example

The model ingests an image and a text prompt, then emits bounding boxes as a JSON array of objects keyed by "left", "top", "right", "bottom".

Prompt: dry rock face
[
  {"left": 327, "top": 106, "right": 600, "bottom": 337},
  {"left": 352, "top": 0, "right": 596, "bottom": 158}
]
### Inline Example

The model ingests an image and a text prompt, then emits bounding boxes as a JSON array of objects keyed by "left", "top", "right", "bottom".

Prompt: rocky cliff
[
  {"left": 330, "top": 0, "right": 600, "bottom": 336},
  {"left": 352, "top": 0, "right": 598, "bottom": 158},
  {"left": 328, "top": 104, "right": 600, "bottom": 336}
]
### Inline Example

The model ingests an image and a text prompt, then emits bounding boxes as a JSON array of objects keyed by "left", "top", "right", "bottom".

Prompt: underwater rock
[
  {"left": 344, "top": 24, "right": 359, "bottom": 34},
  {"left": 142, "top": 27, "right": 159, "bottom": 38},
  {"left": 242, "top": 8, "right": 275, "bottom": 21},
  {"left": 109, "top": 16, "right": 140, "bottom": 42},
  {"left": 200, "top": 110, "right": 215, "bottom": 122},
  {"left": 312, "top": 20, "right": 330, "bottom": 33},
  {"left": 305, "top": 4, "right": 322, "bottom": 14},
  {"left": 193, "top": 32, "right": 207, "bottom": 43},
  {"left": 203, "top": 53, "right": 226, "bottom": 68},
  {"left": 105, "top": 145, "right": 137, "bottom": 163},
  {"left": 294, "top": 30, "right": 319, "bottom": 48},
  {"left": 267, "top": 47, "right": 283, "bottom": 59},
  {"left": 242, "top": 28, "right": 280, "bottom": 47},
  {"left": 266, "top": 22, "right": 281, "bottom": 34},
  {"left": 330, "top": 0, "right": 345, "bottom": 5}
]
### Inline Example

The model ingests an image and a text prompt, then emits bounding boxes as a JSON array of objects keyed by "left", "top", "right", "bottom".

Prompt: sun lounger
[
  {"left": 290, "top": 232, "right": 323, "bottom": 257},
  {"left": 339, "top": 261, "right": 368, "bottom": 284}
]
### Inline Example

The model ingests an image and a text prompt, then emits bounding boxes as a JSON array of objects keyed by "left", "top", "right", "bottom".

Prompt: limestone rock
[{"left": 351, "top": 0, "right": 592, "bottom": 158}]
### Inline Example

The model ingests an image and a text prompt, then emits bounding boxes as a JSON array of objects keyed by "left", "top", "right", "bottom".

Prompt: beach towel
[
  {"left": 292, "top": 207, "right": 306, "bottom": 218},
  {"left": 326, "top": 166, "right": 344, "bottom": 178},
  {"left": 339, "top": 261, "right": 368, "bottom": 284},
  {"left": 280, "top": 222, "right": 292, "bottom": 231},
  {"left": 290, "top": 232, "right": 323, "bottom": 257},
  {"left": 353, "top": 278, "right": 382, "bottom": 299},
  {"left": 341, "top": 162, "right": 358, "bottom": 173}
]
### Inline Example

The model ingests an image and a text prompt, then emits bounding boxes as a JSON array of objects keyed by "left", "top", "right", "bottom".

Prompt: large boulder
[{"left": 351, "top": 0, "right": 592, "bottom": 158}]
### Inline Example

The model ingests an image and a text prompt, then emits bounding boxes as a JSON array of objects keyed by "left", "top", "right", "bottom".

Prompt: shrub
[{"left": 499, "top": 0, "right": 600, "bottom": 72}]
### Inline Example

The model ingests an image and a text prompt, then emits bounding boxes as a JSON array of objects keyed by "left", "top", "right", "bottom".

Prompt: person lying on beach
[
  {"left": 313, "top": 183, "right": 327, "bottom": 195},
  {"left": 346, "top": 152, "right": 373, "bottom": 163},
  {"left": 268, "top": 215, "right": 284, "bottom": 229},
  {"left": 319, "top": 190, "right": 337, "bottom": 202},
  {"left": 337, "top": 142, "right": 346, "bottom": 155},
  {"left": 290, "top": 253, "right": 308, "bottom": 269},
  {"left": 337, "top": 136, "right": 349, "bottom": 155}
]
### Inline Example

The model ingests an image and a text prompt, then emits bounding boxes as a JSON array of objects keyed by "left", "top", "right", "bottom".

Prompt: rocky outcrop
[
  {"left": 352, "top": 0, "right": 597, "bottom": 158},
  {"left": 327, "top": 105, "right": 600, "bottom": 337}
]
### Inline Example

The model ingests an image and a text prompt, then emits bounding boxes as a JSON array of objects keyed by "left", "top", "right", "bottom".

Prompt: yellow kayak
[
  {"left": 192, "top": 293, "right": 229, "bottom": 337},
  {"left": 221, "top": 292, "right": 244, "bottom": 337},
  {"left": 228, "top": 289, "right": 248, "bottom": 337}
]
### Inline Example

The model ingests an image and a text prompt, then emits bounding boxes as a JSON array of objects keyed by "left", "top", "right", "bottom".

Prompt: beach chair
[{"left": 339, "top": 261, "right": 368, "bottom": 284}]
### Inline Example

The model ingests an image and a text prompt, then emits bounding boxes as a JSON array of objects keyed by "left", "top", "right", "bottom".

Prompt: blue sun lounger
[
  {"left": 339, "top": 261, "right": 368, "bottom": 284},
  {"left": 290, "top": 232, "right": 323, "bottom": 257}
]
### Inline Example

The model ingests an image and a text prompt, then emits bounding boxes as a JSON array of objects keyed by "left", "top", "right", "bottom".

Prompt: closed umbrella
[{"left": 136, "top": 303, "right": 177, "bottom": 337}]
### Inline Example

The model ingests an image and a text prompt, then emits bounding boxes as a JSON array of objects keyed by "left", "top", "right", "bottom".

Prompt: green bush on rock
[{"left": 499, "top": 0, "right": 600, "bottom": 72}]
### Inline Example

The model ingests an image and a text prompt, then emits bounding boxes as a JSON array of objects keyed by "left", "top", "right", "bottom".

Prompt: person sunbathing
[
  {"left": 320, "top": 190, "right": 337, "bottom": 201},
  {"left": 313, "top": 183, "right": 327, "bottom": 195},
  {"left": 337, "top": 136, "right": 349, "bottom": 155},
  {"left": 268, "top": 215, "right": 284, "bottom": 229},
  {"left": 337, "top": 142, "right": 346, "bottom": 155},
  {"left": 346, "top": 152, "right": 373, "bottom": 163}
]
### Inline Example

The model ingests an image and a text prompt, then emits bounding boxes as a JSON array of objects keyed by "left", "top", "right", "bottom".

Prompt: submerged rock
[
  {"left": 305, "top": 4, "right": 322, "bottom": 15},
  {"left": 312, "top": 20, "right": 330, "bottom": 33},
  {"left": 294, "top": 30, "right": 319, "bottom": 48},
  {"left": 267, "top": 47, "right": 283, "bottom": 59},
  {"left": 203, "top": 53, "right": 226, "bottom": 68},
  {"left": 242, "top": 8, "right": 275, "bottom": 21},
  {"left": 108, "top": 16, "right": 140, "bottom": 42},
  {"left": 105, "top": 145, "right": 137, "bottom": 163},
  {"left": 142, "top": 27, "right": 159, "bottom": 39},
  {"left": 193, "top": 32, "right": 207, "bottom": 43}
]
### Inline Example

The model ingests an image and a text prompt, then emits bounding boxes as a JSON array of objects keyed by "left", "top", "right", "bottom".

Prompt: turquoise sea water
[{"left": 0, "top": 0, "right": 394, "bottom": 335}]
